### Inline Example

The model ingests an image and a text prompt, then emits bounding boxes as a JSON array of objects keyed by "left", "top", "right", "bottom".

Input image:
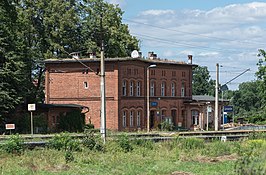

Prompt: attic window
[{"left": 84, "top": 82, "right": 88, "bottom": 89}]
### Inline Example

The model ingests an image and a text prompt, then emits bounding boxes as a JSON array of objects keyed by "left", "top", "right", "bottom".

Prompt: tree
[
  {"left": 0, "top": 0, "right": 27, "bottom": 118},
  {"left": 256, "top": 49, "right": 266, "bottom": 105},
  {"left": 192, "top": 66, "right": 215, "bottom": 96}
]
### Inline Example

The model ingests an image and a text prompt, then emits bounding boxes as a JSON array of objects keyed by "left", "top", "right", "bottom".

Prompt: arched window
[
  {"left": 136, "top": 81, "right": 141, "bottom": 96},
  {"left": 130, "top": 111, "right": 134, "bottom": 127},
  {"left": 137, "top": 111, "right": 141, "bottom": 127},
  {"left": 192, "top": 110, "right": 199, "bottom": 125},
  {"left": 171, "top": 82, "right": 176, "bottom": 97},
  {"left": 122, "top": 80, "right": 127, "bottom": 96},
  {"left": 151, "top": 81, "right": 155, "bottom": 97},
  {"left": 181, "top": 82, "right": 185, "bottom": 97},
  {"left": 161, "top": 82, "right": 166, "bottom": 96},
  {"left": 130, "top": 81, "right": 134, "bottom": 96},
  {"left": 122, "top": 111, "right": 127, "bottom": 127}
]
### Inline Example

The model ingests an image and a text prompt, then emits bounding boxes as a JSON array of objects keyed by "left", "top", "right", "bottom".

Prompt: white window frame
[
  {"left": 171, "top": 82, "right": 175, "bottom": 97},
  {"left": 130, "top": 81, "right": 134, "bottom": 96},
  {"left": 122, "top": 80, "right": 127, "bottom": 96},
  {"left": 181, "top": 82, "right": 185, "bottom": 97},
  {"left": 130, "top": 111, "right": 134, "bottom": 127},
  {"left": 161, "top": 82, "right": 165, "bottom": 96},
  {"left": 123, "top": 111, "right": 126, "bottom": 127},
  {"left": 136, "top": 81, "right": 141, "bottom": 96},
  {"left": 137, "top": 111, "right": 141, "bottom": 127},
  {"left": 151, "top": 81, "right": 155, "bottom": 97}
]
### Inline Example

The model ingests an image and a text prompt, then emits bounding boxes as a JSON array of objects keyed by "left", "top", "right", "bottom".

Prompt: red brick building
[{"left": 44, "top": 55, "right": 224, "bottom": 131}]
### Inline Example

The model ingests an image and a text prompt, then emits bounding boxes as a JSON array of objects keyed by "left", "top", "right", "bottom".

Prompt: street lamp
[{"left": 147, "top": 64, "right": 156, "bottom": 132}]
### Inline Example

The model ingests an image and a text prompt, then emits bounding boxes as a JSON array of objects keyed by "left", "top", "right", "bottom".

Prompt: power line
[
  {"left": 132, "top": 33, "right": 241, "bottom": 54},
  {"left": 124, "top": 18, "right": 266, "bottom": 47}
]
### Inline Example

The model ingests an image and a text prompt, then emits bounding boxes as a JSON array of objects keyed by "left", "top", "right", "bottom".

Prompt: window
[
  {"left": 161, "top": 82, "right": 166, "bottom": 96},
  {"left": 151, "top": 81, "right": 155, "bottom": 97},
  {"left": 137, "top": 111, "right": 141, "bottom": 127},
  {"left": 182, "top": 71, "right": 186, "bottom": 77},
  {"left": 136, "top": 81, "right": 141, "bottom": 96},
  {"left": 130, "top": 111, "right": 134, "bottom": 127},
  {"left": 181, "top": 82, "right": 185, "bottom": 97},
  {"left": 171, "top": 82, "right": 176, "bottom": 97},
  {"left": 123, "top": 111, "right": 127, "bottom": 127},
  {"left": 162, "top": 70, "right": 166, "bottom": 76},
  {"left": 172, "top": 71, "right": 176, "bottom": 77},
  {"left": 130, "top": 81, "right": 134, "bottom": 96},
  {"left": 122, "top": 80, "right": 127, "bottom": 96},
  {"left": 192, "top": 110, "right": 199, "bottom": 125},
  {"left": 84, "top": 82, "right": 88, "bottom": 89}
]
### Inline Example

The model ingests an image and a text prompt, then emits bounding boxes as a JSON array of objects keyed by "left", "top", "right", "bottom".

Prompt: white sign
[
  {"left": 28, "top": 104, "right": 36, "bottom": 111},
  {"left": 207, "top": 106, "right": 212, "bottom": 112},
  {"left": 6, "top": 124, "right": 15, "bottom": 130}
]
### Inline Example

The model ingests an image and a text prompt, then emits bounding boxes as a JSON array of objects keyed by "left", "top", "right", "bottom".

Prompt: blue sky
[{"left": 107, "top": 0, "right": 266, "bottom": 90}]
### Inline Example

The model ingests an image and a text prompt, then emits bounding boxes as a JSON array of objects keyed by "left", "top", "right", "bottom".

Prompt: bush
[
  {"left": 82, "top": 132, "right": 104, "bottom": 152},
  {"left": 235, "top": 146, "right": 266, "bottom": 174},
  {"left": 58, "top": 110, "right": 85, "bottom": 132},
  {"left": 159, "top": 121, "right": 174, "bottom": 131},
  {"left": 48, "top": 132, "right": 80, "bottom": 151},
  {"left": 117, "top": 134, "right": 133, "bottom": 153},
  {"left": 1, "top": 134, "right": 24, "bottom": 154}
]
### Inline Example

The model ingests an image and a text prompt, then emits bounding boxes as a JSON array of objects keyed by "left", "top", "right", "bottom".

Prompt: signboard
[
  {"left": 28, "top": 104, "right": 36, "bottom": 111},
  {"left": 151, "top": 102, "right": 158, "bottom": 107},
  {"left": 5, "top": 124, "right": 15, "bottom": 130},
  {"left": 224, "top": 106, "right": 233, "bottom": 112}
]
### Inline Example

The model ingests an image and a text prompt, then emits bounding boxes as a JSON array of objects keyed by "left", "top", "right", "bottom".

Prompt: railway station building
[{"left": 44, "top": 54, "right": 225, "bottom": 131}]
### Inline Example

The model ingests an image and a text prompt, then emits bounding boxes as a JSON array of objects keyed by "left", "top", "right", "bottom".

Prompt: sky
[{"left": 106, "top": 0, "right": 266, "bottom": 90}]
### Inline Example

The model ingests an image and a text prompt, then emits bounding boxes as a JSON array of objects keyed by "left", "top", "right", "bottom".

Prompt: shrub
[
  {"left": 48, "top": 132, "right": 80, "bottom": 151},
  {"left": 1, "top": 134, "right": 24, "bottom": 154},
  {"left": 82, "top": 132, "right": 104, "bottom": 152},
  {"left": 159, "top": 121, "right": 174, "bottom": 131},
  {"left": 117, "top": 134, "right": 133, "bottom": 153},
  {"left": 58, "top": 110, "right": 85, "bottom": 132},
  {"left": 235, "top": 147, "right": 266, "bottom": 174}
]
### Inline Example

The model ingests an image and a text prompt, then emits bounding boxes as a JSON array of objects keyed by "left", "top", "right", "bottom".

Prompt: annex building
[{"left": 44, "top": 54, "right": 224, "bottom": 131}]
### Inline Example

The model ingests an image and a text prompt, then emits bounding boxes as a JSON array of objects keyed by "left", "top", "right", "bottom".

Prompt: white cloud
[
  {"left": 198, "top": 52, "right": 220, "bottom": 57},
  {"left": 127, "top": 2, "right": 266, "bottom": 89},
  {"left": 140, "top": 9, "right": 175, "bottom": 16}
]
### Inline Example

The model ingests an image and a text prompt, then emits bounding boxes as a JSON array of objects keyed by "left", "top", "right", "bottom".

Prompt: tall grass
[{"left": 0, "top": 133, "right": 265, "bottom": 174}]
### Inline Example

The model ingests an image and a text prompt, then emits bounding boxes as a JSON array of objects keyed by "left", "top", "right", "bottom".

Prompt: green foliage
[
  {"left": 1, "top": 134, "right": 24, "bottom": 154},
  {"left": 82, "top": 131, "right": 104, "bottom": 152},
  {"left": 58, "top": 110, "right": 85, "bottom": 132},
  {"left": 117, "top": 134, "right": 133, "bottom": 153},
  {"left": 192, "top": 66, "right": 215, "bottom": 96},
  {"left": 159, "top": 121, "right": 174, "bottom": 131},
  {"left": 235, "top": 140, "right": 266, "bottom": 175},
  {"left": 48, "top": 132, "right": 80, "bottom": 151},
  {"left": 178, "top": 138, "right": 205, "bottom": 150},
  {"left": 65, "top": 150, "right": 75, "bottom": 163}
]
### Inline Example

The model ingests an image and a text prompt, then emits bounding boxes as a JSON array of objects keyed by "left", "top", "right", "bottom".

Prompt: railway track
[{"left": 0, "top": 130, "right": 265, "bottom": 148}]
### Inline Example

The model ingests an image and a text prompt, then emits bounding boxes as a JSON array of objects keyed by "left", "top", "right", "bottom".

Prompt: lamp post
[
  {"left": 147, "top": 64, "right": 156, "bottom": 132},
  {"left": 215, "top": 63, "right": 219, "bottom": 131}
]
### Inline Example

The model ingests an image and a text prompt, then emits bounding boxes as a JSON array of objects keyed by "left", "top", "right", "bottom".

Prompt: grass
[{"left": 0, "top": 134, "right": 265, "bottom": 175}]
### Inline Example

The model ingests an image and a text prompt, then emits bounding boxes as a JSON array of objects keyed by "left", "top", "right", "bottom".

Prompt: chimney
[
  {"left": 188, "top": 55, "right": 193, "bottom": 64},
  {"left": 88, "top": 52, "right": 96, "bottom": 58},
  {"left": 148, "top": 51, "right": 157, "bottom": 60}
]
